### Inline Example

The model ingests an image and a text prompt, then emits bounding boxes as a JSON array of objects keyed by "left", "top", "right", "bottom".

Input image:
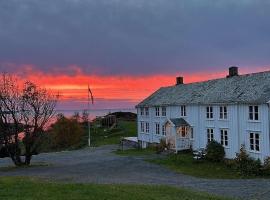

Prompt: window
[
  {"left": 190, "top": 127, "right": 194, "bottom": 139},
  {"left": 220, "top": 129, "right": 228, "bottom": 147},
  {"left": 181, "top": 105, "right": 186, "bottom": 117},
  {"left": 206, "top": 106, "right": 213, "bottom": 119},
  {"left": 140, "top": 122, "right": 145, "bottom": 133},
  {"left": 162, "top": 125, "right": 166, "bottom": 136},
  {"left": 145, "top": 122, "right": 149, "bottom": 133},
  {"left": 250, "top": 132, "right": 260, "bottom": 152},
  {"left": 249, "top": 106, "right": 259, "bottom": 121},
  {"left": 145, "top": 107, "right": 149, "bottom": 116},
  {"left": 140, "top": 108, "right": 144, "bottom": 116},
  {"left": 155, "top": 123, "right": 160, "bottom": 135},
  {"left": 155, "top": 107, "right": 160, "bottom": 116},
  {"left": 179, "top": 126, "right": 188, "bottom": 137},
  {"left": 207, "top": 128, "right": 214, "bottom": 142},
  {"left": 220, "top": 106, "right": 227, "bottom": 119},
  {"left": 161, "top": 107, "right": 166, "bottom": 116}
]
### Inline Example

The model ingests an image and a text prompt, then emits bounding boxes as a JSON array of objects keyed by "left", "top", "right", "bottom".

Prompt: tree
[
  {"left": 0, "top": 74, "right": 57, "bottom": 166},
  {"left": 50, "top": 115, "right": 84, "bottom": 149},
  {"left": 72, "top": 111, "right": 80, "bottom": 122},
  {"left": 81, "top": 109, "right": 89, "bottom": 126}
]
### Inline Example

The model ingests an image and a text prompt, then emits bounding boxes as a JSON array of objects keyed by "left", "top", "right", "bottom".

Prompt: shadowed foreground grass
[{"left": 0, "top": 177, "right": 232, "bottom": 200}]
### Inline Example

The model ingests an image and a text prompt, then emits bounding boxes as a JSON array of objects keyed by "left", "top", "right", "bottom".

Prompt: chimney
[
  {"left": 227, "top": 66, "right": 239, "bottom": 78},
  {"left": 176, "top": 76, "right": 184, "bottom": 85}
]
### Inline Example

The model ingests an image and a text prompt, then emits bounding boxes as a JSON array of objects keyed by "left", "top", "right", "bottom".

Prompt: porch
[{"left": 165, "top": 118, "right": 192, "bottom": 152}]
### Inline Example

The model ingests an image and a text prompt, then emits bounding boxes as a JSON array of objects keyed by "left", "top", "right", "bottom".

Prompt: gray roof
[
  {"left": 137, "top": 70, "right": 270, "bottom": 107},
  {"left": 169, "top": 118, "right": 190, "bottom": 127}
]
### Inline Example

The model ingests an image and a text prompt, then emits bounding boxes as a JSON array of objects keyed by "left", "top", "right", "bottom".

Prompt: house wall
[{"left": 137, "top": 103, "right": 270, "bottom": 161}]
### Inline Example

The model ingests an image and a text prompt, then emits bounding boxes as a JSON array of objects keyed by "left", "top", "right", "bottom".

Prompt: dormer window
[{"left": 249, "top": 106, "right": 259, "bottom": 121}]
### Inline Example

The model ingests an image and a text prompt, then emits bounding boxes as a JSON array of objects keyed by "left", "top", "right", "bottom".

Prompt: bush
[
  {"left": 234, "top": 145, "right": 261, "bottom": 176},
  {"left": 156, "top": 138, "right": 170, "bottom": 154},
  {"left": 205, "top": 140, "right": 225, "bottom": 162},
  {"left": 262, "top": 156, "right": 270, "bottom": 175},
  {"left": 49, "top": 115, "right": 84, "bottom": 150}
]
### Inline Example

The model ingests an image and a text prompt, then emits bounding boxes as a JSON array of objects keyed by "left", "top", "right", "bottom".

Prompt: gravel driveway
[{"left": 0, "top": 145, "right": 270, "bottom": 200}]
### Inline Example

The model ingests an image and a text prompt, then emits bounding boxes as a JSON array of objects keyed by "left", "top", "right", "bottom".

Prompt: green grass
[
  {"left": 86, "top": 120, "right": 137, "bottom": 147},
  {"left": 0, "top": 177, "right": 232, "bottom": 200},
  {"left": 148, "top": 153, "right": 242, "bottom": 179},
  {"left": 115, "top": 148, "right": 156, "bottom": 156}
]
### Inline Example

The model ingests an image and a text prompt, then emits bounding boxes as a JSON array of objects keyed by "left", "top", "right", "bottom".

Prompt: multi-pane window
[
  {"left": 250, "top": 132, "right": 260, "bottom": 152},
  {"left": 145, "top": 122, "right": 149, "bottom": 133},
  {"left": 162, "top": 107, "right": 166, "bottom": 116},
  {"left": 181, "top": 105, "right": 186, "bottom": 117},
  {"left": 155, "top": 123, "right": 160, "bottom": 135},
  {"left": 140, "top": 122, "right": 145, "bottom": 133},
  {"left": 220, "top": 106, "right": 228, "bottom": 119},
  {"left": 179, "top": 126, "right": 188, "bottom": 137},
  {"left": 162, "top": 125, "right": 166, "bottom": 136},
  {"left": 145, "top": 107, "right": 149, "bottom": 116},
  {"left": 206, "top": 106, "right": 213, "bottom": 119},
  {"left": 207, "top": 128, "right": 214, "bottom": 142},
  {"left": 220, "top": 129, "right": 228, "bottom": 147},
  {"left": 155, "top": 107, "right": 160, "bottom": 116},
  {"left": 140, "top": 108, "right": 144, "bottom": 116},
  {"left": 249, "top": 106, "right": 259, "bottom": 121}
]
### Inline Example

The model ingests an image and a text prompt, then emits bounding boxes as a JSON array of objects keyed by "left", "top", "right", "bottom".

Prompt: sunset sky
[{"left": 0, "top": 0, "right": 270, "bottom": 110}]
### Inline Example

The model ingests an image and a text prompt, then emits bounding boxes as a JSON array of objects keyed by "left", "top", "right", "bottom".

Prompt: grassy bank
[
  {"left": 148, "top": 152, "right": 242, "bottom": 179},
  {"left": 86, "top": 120, "right": 137, "bottom": 147},
  {"left": 0, "top": 177, "right": 232, "bottom": 200}
]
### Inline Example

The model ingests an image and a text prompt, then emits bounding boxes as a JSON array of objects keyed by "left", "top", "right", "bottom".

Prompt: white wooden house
[{"left": 136, "top": 67, "right": 270, "bottom": 160}]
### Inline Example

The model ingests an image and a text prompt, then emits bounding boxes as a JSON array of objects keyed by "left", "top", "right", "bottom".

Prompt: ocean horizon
[{"left": 55, "top": 108, "right": 137, "bottom": 120}]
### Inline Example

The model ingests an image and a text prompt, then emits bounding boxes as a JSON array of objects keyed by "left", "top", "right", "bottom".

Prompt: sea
[{"left": 55, "top": 108, "right": 137, "bottom": 120}]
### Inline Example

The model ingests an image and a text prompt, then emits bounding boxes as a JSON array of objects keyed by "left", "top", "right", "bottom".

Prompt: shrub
[
  {"left": 262, "top": 156, "right": 270, "bottom": 175},
  {"left": 156, "top": 138, "right": 170, "bottom": 154},
  {"left": 234, "top": 145, "right": 261, "bottom": 176},
  {"left": 205, "top": 140, "right": 225, "bottom": 162}
]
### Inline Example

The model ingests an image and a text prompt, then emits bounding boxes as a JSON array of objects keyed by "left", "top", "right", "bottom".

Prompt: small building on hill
[{"left": 136, "top": 66, "right": 270, "bottom": 161}]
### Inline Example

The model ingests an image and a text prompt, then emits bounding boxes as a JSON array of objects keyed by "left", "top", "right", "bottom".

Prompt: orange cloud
[{"left": 11, "top": 66, "right": 269, "bottom": 108}]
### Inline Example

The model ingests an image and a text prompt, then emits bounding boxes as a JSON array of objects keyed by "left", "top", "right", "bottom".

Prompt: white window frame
[
  {"left": 190, "top": 127, "right": 194, "bottom": 140},
  {"left": 220, "top": 129, "right": 228, "bottom": 147},
  {"left": 249, "top": 105, "right": 259, "bottom": 121},
  {"left": 180, "top": 105, "right": 186, "bottom": 117},
  {"left": 145, "top": 107, "right": 149, "bottom": 116},
  {"left": 140, "top": 122, "right": 145, "bottom": 133},
  {"left": 207, "top": 128, "right": 214, "bottom": 143},
  {"left": 161, "top": 107, "right": 166, "bottom": 116},
  {"left": 219, "top": 106, "right": 228, "bottom": 120},
  {"left": 249, "top": 132, "right": 260, "bottom": 152},
  {"left": 178, "top": 126, "right": 188, "bottom": 138},
  {"left": 145, "top": 122, "right": 149, "bottom": 133},
  {"left": 206, "top": 106, "right": 213, "bottom": 119},
  {"left": 155, "top": 123, "right": 160, "bottom": 135},
  {"left": 140, "top": 108, "right": 144, "bottom": 116},
  {"left": 155, "top": 107, "right": 160, "bottom": 117},
  {"left": 162, "top": 125, "right": 166, "bottom": 136}
]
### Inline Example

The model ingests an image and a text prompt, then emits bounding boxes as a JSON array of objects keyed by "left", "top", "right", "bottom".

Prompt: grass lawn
[
  {"left": 0, "top": 177, "right": 232, "bottom": 200},
  {"left": 148, "top": 153, "right": 243, "bottom": 179},
  {"left": 115, "top": 147, "right": 156, "bottom": 156},
  {"left": 82, "top": 120, "right": 137, "bottom": 147}
]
